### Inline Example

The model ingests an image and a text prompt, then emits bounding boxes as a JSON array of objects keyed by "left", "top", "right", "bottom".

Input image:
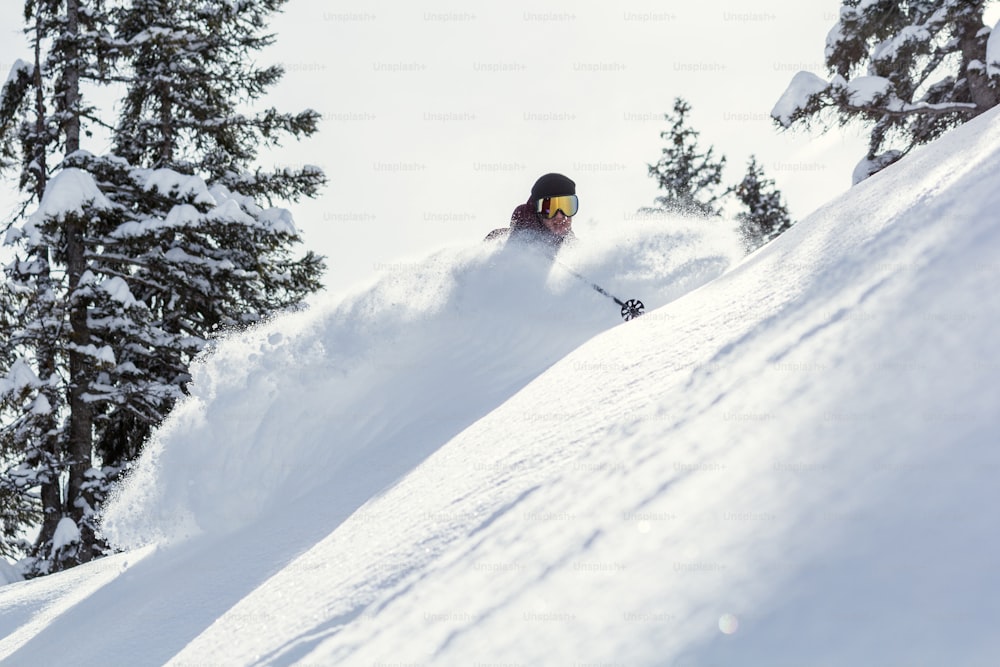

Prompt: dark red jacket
[{"left": 485, "top": 202, "right": 576, "bottom": 248}]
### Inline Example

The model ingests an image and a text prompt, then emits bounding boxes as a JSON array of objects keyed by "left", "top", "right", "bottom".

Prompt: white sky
[{"left": 2, "top": 0, "right": 997, "bottom": 291}]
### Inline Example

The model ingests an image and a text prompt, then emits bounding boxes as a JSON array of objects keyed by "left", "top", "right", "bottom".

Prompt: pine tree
[
  {"left": 644, "top": 98, "right": 727, "bottom": 218},
  {"left": 1, "top": 0, "right": 326, "bottom": 576},
  {"left": 83, "top": 0, "right": 325, "bottom": 471},
  {"left": 731, "top": 156, "right": 794, "bottom": 252},
  {"left": 1, "top": 21, "right": 47, "bottom": 563},
  {"left": 1, "top": 0, "right": 119, "bottom": 572},
  {"left": 111, "top": 0, "right": 323, "bottom": 193},
  {"left": 772, "top": 0, "right": 1000, "bottom": 182}
]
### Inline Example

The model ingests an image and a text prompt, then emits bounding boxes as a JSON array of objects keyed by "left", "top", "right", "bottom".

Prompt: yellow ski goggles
[{"left": 535, "top": 194, "right": 578, "bottom": 219}]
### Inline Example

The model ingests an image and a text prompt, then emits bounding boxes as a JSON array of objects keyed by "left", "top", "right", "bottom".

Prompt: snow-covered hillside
[{"left": 2, "top": 105, "right": 999, "bottom": 666}]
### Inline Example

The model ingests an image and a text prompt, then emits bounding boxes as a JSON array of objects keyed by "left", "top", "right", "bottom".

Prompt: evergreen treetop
[
  {"left": 773, "top": 0, "right": 1000, "bottom": 181},
  {"left": 646, "top": 98, "right": 727, "bottom": 218},
  {"left": 732, "top": 156, "right": 794, "bottom": 252}
]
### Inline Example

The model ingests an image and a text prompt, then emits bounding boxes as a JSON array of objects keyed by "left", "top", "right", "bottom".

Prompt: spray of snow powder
[{"left": 100, "top": 217, "right": 744, "bottom": 549}]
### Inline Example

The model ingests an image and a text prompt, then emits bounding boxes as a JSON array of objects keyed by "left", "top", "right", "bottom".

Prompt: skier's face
[
  {"left": 534, "top": 194, "right": 577, "bottom": 236},
  {"left": 543, "top": 210, "right": 572, "bottom": 236}
]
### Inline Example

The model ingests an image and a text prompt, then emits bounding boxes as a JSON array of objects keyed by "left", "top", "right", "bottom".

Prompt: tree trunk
[
  {"left": 64, "top": 0, "right": 82, "bottom": 156},
  {"left": 63, "top": 0, "right": 96, "bottom": 564},
  {"left": 158, "top": 82, "right": 174, "bottom": 166},
  {"left": 957, "top": 6, "right": 1000, "bottom": 114}
]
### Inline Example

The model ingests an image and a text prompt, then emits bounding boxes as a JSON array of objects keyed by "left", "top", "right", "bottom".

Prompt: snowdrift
[
  {"left": 101, "top": 219, "right": 741, "bottom": 548},
  {"left": 1, "top": 105, "right": 998, "bottom": 667},
  {"left": 170, "top": 109, "right": 1000, "bottom": 665},
  {"left": 2, "top": 220, "right": 741, "bottom": 665}
]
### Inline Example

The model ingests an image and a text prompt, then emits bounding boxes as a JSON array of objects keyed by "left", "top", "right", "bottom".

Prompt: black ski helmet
[{"left": 530, "top": 173, "right": 576, "bottom": 201}]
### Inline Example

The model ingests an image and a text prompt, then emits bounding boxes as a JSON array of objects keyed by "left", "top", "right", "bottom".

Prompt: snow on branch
[
  {"left": 4, "top": 59, "right": 32, "bottom": 86},
  {"left": 772, "top": 70, "right": 979, "bottom": 129},
  {"left": 988, "top": 19, "right": 1000, "bottom": 78},
  {"left": 771, "top": 71, "right": 830, "bottom": 127},
  {"left": 141, "top": 168, "right": 215, "bottom": 205},
  {"left": 0, "top": 358, "right": 42, "bottom": 397},
  {"left": 28, "top": 168, "right": 113, "bottom": 224}
]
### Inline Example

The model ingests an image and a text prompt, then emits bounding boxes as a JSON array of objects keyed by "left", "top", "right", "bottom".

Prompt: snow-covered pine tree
[
  {"left": 1, "top": 15, "right": 50, "bottom": 562},
  {"left": 1, "top": 0, "right": 325, "bottom": 576},
  {"left": 731, "top": 156, "right": 795, "bottom": 252},
  {"left": 82, "top": 0, "right": 325, "bottom": 475},
  {"left": 1, "top": 0, "right": 119, "bottom": 573},
  {"left": 112, "top": 0, "right": 324, "bottom": 193},
  {"left": 645, "top": 98, "right": 727, "bottom": 218},
  {"left": 772, "top": 0, "right": 1000, "bottom": 182}
]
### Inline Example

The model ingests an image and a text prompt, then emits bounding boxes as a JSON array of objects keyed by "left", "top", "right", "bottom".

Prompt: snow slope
[
  {"left": 0, "top": 218, "right": 740, "bottom": 663},
  {"left": 101, "top": 218, "right": 739, "bottom": 548},
  {"left": 2, "top": 105, "right": 1000, "bottom": 666}
]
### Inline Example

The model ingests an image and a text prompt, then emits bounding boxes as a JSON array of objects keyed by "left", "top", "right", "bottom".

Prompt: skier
[
  {"left": 485, "top": 172, "right": 578, "bottom": 248},
  {"left": 485, "top": 172, "right": 644, "bottom": 320}
]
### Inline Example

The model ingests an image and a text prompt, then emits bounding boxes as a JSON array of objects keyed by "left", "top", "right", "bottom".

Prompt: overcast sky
[{"left": 3, "top": 1, "right": 995, "bottom": 292}]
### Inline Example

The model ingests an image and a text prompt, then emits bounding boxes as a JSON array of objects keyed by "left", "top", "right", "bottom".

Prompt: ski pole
[{"left": 548, "top": 256, "right": 645, "bottom": 321}]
